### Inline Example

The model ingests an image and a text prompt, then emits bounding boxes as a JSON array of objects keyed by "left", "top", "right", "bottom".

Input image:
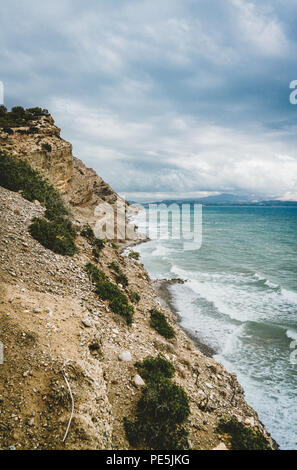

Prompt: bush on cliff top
[
  {"left": 124, "top": 356, "right": 189, "bottom": 450},
  {"left": 217, "top": 418, "right": 271, "bottom": 450},
  {"left": 85, "top": 263, "right": 133, "bottom": 325},
  {"left": 150, "top": 308, "right": 175, "bottom": 339},
  {"left": 0, "top": 105, "right": 49, "bottom": 128}
]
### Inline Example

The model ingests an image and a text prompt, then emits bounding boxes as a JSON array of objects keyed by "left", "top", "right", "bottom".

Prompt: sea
[{"left": 133, "top": 204, "right": 297, "bottom": 450}]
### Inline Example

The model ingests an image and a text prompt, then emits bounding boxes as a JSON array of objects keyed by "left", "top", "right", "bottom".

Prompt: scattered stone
[
  {"left": 133, "top": 375, "right": 145, "bottom": 387},
  {"left": 244, "top": 417, "right": 255, "bottom": 427},
  {"left": 213, "top": 443, "right": 228, "bottom": 451},
  {"left": 118, "top": 351, "right": 132, "bottom": 362},
  {"left": 82, "top": 318, "right": 92, "bottom": 328}
]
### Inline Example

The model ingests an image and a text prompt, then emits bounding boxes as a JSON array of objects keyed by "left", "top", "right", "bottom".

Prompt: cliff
[
  {"left": 0, "top": 110, "right": 275, "bottom": 450},
  {"left": 0, "top": 110, "right": 140, "bottom": 241}
]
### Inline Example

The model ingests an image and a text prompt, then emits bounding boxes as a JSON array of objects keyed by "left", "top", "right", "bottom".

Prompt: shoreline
[
  {"left": 131, "top": 241, "right": 279, "bottom": 449},
  {"left": 127, "top": 235, "right": 217, "bottom": 358},
  {"left": 154, "top": 278, "right": 216, "bottom": 358}
]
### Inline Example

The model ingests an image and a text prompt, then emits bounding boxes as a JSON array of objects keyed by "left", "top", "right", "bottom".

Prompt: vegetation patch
[
  {"left": 108, "top": 261, "right": 121, "bottom": 274},
  {"left": 0, "top": 105, "right": 49, "bottom": 128},
  {"left": 0, "top": 151, "right": 77, "bottom": 256},
  {"left": 150, "top": 309, "right": 175, "bottom": 339},
  {"left": 217, "top": 418, "right": 271, "bottom": 450},
  {"left": 0, "top": 151, "right": 68, "bottom": 218},
  {"left": 29, "top": 218, "right": 77, "bottom": 256},
  {"left": 108, "top": 261, "right": 129, "bottom": 288},
  {"left": 92, "top": 247, "right": 101, "bottom": 260},
  {"left": 81, "top": 224, "right": 95, "bottom": 241},
  {"left": 85, "top": 263, "right": 133, "bottom": 325},
  {"left": 81, "top": 224, "right": 105, "bottom": 254},
  {"left": 124, "top": 356, "right": 189, "bottom": 450},
  {"left": 129, "top": 291, "right": 141, "bottom": 304},
  {"left": 42, "top": 143, "right": 52, "bottom": 152},
  {"left": 129, "top": 251, "right": 140, "bottom": 260},
  {"left": 135, "top": 355, "right": 175, "bottom": 383}
]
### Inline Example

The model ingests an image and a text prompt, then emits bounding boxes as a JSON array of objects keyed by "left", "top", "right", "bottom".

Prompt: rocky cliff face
[
  {"left": 0, "top": 112, "right": 276, "bottom": 450},
  {"left": 0, "top": 114, "right": 139, "bottom": 240}
]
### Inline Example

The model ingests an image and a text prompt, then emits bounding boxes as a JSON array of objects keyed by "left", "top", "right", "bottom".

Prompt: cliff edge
[{"left": 0, "top": 108, "right": 276, "bottom": 450}]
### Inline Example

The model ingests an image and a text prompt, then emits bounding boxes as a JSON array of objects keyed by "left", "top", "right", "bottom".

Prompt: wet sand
[{"left": 155, "top": 279, "right": 216, "bottom": 358}]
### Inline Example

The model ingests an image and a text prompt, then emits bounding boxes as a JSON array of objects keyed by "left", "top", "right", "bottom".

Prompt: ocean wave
[
  {"left": 170, "top": 265, "right": 189, "bottom": 280},
  {"left": 264, "top": 280, "right": 280, "bottom": 289},
  {"left": 254, "top": 272, "right": 266, "bottom": 281},
  {"left": 286, "top": 329, "right": 297, "bottom": 341},
  {"left": 281, "top": 289, "right": 297, "bottom": 305},
  {"left": 152, "top": 245, "right": 170, "bottom": 257},
  {"left": 253, "top": 272, "right": 280, "bottom": 290}
]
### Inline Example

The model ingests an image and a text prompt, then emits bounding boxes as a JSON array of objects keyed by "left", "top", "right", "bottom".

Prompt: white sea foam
[
  {"left": 281, "top": 288, "right": 297, "bottom": 304},
  {"left": 286, "top": 329, "right": 297, "bottom": 341},
  {"left": 138, "top": 207, "right": 297, "bottom": 449},
  {"left": 264, "top": 280, "right": 279, "bottom": 289},
  {"left": 151, "top": 245, "right": 170, "bottom": 257}
]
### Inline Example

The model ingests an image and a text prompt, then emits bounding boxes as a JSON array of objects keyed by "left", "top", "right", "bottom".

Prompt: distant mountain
[
  {"left": 190, "top": 193, "right": 253, "bottom": 204},
  {"left": 130, "top": 193, "right": 297, "bottom": 207}
]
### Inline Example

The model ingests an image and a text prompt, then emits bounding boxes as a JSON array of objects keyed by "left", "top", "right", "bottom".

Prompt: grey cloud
[{"left": 1, "top": 0, "right": 297, "bottom": 199}]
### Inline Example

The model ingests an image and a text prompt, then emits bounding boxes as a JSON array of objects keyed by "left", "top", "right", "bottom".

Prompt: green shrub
[
  {"left": 3, "top": 127, "right": 14, "bottom": 135},
  {"left": 217, "top": 418, "right": 271, "bottom": 450},
  {"left": 108, "top": 261, "right": 120, "bottom": 274},
  {"left": 0, "top": 151, "right": 68, "bottom": 219},
  {"left": 0, "top": 106, "right": 49, "bottom": 128},
  {"left": 129, "top": 251, "right": 140, "bottom": 260},
  {"left": 44, "top": 196, "right": 69, "bottom": 221},
  {"left": 0, "top": 105, "right": 7, "bottom": 116},
  {"left": 92, "top": 247, "right": 101, "bottom": 260},
  {"left": 109, "top": 261, "right": 129, "bottom": 288},
  {"left": 81, "top": 225, "right": 105, "bottom": 252},
  {"left": 135, "top": 355, "right": 175, "bottom": 383},
  {"left": 81, "top": 224, "right": 95, "bottom": 241},
  {"left": 129, "top": 291, "right": 141, "bottom": 304},
  {"left": 116, "top": 272, "right": 128, "bottom": 288},
  {"left": 85, "top": 263, "right": 133, "bottom": 325},
  {"left": 111, "top": 241, "right": 119, "bottom": 250},
  {"left": 11, "top": 106, "right": 26, "bottom": 117},
  {"left": 150, "top": 309, "right": 175, "bottom": 339},
  {"left": 94, "top": 238, "right": 105, "bottom": 251},
  {"left": 29, "top": 218, "right": 78, "bottom": 256},
  {"left": 0, "top": 152, "right": 77, "bottom": 256},
  {"left": 124, "top": 357, "right": 189, "bottom": 450},
  {"left": 138, "top": 379, "right": 190, "bottom": 426},
  {"left": 27, "top": 126, "right": 39, "bottom": 135},
  {"left": 42, "top": 143, "right": 52, "bottom": 152}
]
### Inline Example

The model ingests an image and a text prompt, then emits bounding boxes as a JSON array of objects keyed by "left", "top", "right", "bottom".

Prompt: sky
[{"left": 1, "top": 0, "right": 297, "bottom": 201}]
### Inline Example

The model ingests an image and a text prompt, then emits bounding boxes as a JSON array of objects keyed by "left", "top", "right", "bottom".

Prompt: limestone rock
[
  {"left": 82, "top": 318, "right": 92, "bottom": 328},
  {"left": 118, "top": 351, "right": 132, "bottom": 362},
  {"left": 133, "top": 375, "right": 145, "bottom": 387},
  {"left": 213, "top": 443, "right": 228, "bottom": 451}
]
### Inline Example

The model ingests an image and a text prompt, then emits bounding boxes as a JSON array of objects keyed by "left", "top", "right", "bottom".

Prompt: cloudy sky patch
[{"left": 1, "top": 0, "right": 297, "bottom": 200}]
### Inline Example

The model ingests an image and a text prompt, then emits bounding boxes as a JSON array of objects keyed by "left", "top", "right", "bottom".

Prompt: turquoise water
[{"left": 134, "top": 206, "right": 297, "bottom": 449}]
